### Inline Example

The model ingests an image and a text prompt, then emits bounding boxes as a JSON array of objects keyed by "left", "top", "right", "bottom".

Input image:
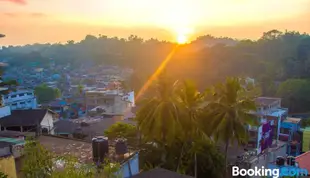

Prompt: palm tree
[
  {"left": 205, "top": 77, "right": 258, "bottom": 175},
  {"left": 136, "top": 72, "right": 181, "bottom": 145},
  {"left": 174, "top": 80, "right": 206, "bottom": 173}
]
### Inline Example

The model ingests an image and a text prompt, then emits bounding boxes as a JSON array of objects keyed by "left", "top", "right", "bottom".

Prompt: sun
[
  {"left": 175, "top": 27, "right": 192, "bottom": 44},
  {"left": 177, "top": 34, "right": 188, "bottom": 44}
]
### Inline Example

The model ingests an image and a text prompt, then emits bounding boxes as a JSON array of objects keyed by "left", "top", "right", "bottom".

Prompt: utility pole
[{"left": 194, "top": 153, "right": 197, "bottom": 178}]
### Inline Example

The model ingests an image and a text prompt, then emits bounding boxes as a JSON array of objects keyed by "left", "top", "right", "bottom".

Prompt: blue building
[{"left": 280, "top": 117, "right": 302, "bottom": 156}]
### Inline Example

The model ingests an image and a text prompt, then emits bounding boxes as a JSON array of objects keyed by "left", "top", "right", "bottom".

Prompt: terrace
[{"left": 38, "top": 135, "right": 138, "bottom": 164}]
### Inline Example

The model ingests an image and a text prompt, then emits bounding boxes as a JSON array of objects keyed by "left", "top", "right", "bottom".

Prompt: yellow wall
[
  {"left": 303, "top": 129, "right": 310, "bottom": 152},
  {"left": 0, "top": 156, "right": 17, "bottom": 178}
]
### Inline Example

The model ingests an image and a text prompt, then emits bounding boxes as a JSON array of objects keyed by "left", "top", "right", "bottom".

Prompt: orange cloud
[
  {"left": 1, "top": 12, "right": 46, "bottom": 18},
  {"left": 0, "top": 0, "right": 26, "bottom": 5}
]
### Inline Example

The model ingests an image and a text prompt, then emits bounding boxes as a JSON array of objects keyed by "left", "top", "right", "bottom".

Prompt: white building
[
  {"left": 0, "top": 109, "right": 56, "bottom": 135},
  {"left": 3, "top": 90, "right": 38, "bottom": 110}
]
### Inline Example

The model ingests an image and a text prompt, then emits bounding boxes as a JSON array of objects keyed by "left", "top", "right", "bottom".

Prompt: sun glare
[
  {"left": 175, "top": 27, "right": 192, "bottom": 44},
  {"left": 177, "top": 34, "right": 188, "bottom": 44}
]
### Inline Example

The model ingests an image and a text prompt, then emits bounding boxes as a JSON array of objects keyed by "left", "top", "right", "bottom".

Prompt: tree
[
  {"left": 22, "top": 139, "right": 54, "bottom": 178},
  {"left": 34, "top": 84, "right": 61, "bottom": 103},
  {"left": 104, "top": 122, "right": 138, "bottom": 145},
  {"left": 174, "top": 80, "right": 206, "bottom": 172},
  {"left": 276, "top": 79, "right": 310, "bottom": 113},
  {"left": 0, "top": 172, "right": 8, "bottom": 178},
  {"left": 136, "top": 72, "right": 181, "bottom": 145},
  {"left": 77, "top": 84, "right": 84, "bottom": 95},
  {"left": 205, "top": 77, "right": 258, "bottom": 176},
  {"left": 181, "top": 139, "right": 225, "bottom": 178},
  {"left": 300, "top": 118, "right": 310, "bottom": 128}
]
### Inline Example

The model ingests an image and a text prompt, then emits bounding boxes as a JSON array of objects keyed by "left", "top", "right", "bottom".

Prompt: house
[
  {"left": 246, "top": 97, "right": 288, "bottom": 155},
  {"left": 301, "top": 127, "right": 310, "bottom": 152},
  {"left": 3, "top": 90, "right": 38, "bottom": 110},
  {"left": 280, "top": 117, "right": 302, "bottom": 156},
  {"left": 38, "top": 135, "right": 139, "bottom": 178},
  {"left": 0, "top": 136, "right": 25, "bottom": 158},
  {"left": 0, "top": 109, "right": 57, "bottom": 135},
  {"left": 41, "top": 100, "right": 68, "bottom": 119},
  {"left": 0, "top": 141, "right": 12, "bottom": 157},
  {"left": 296, "top": 151, "right": 310, "bottom": 174},
  {"left": 0, "top": 106, "right": 11, "bottom": 118},
  {"left": 85, "top": 90, "right": 132, "bottom": 116},
  {"left": 132, "top": 168, "right": 193, "bottom": 178},
  {"left": 52, "top": 117, "right": 136, "bottom": 141}
]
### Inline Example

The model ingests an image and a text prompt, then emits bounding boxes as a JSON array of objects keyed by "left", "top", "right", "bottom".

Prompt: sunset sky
[{"left": 1, "top": 0, "right": 310, "bottom": 45}]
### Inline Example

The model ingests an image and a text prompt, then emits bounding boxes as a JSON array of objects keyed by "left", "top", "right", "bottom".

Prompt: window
[
  {"left": 27, "top": 93, "right": 32, "bottom": 96},
  {"left": 20, "top": 102, "right": 25, "bottom": 105},
  {"left": 27, "top": 100, "right": 31, "bottom": 103},
  {"left": 12, "top": 103, "right": 17, "bottom": 106},
  {"left": 248, "top": 131, "right": 257, "bottom": 138},
  {"left": 11, "top": 95, "right": 16, "bottom": 98},
  {"left": 19, "top": 94, "right": 25, "bottom": 97}
]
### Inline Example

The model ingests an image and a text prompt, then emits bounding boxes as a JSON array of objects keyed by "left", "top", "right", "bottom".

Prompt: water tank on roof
[
  {"left": 92, "top": 136, "right": 109, "bottom": 163},
  {"left": 115, "top": 138, "right": 128, "bottom": 155},
  {"left": 276, "top": 156, "right": 285, "bottom": 166}
]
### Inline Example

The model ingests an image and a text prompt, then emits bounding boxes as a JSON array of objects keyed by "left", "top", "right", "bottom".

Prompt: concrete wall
[
  {"left": 0, "top": 147, "right": 10, "bottom": 157},
  {"left": 0, "top": 106, "right": 11, "bottom": 118},
  {"left": 0, "top": 156, "right": 17, "bottom": 178},
  {"left": 40, "top": 112, "right": 55, "bottom": 134}
]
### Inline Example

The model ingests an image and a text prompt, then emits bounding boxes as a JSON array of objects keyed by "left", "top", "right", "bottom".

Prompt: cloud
[
  {"left": 0, "top": 0, "right": 27, "bottom": 5},
  {"left": 1, "top": 12, "right": 46, "bottom": 18},
  {"left": 29, "top": 13, "right": 46, "bottom": 18},
  {"left": 3, "top": 12, "right": 18, "bottom": 17}
]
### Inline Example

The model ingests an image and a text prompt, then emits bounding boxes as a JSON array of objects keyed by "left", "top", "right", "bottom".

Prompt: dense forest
[{"left": 1, "top": 29, "right": 310, "bottom": 113}]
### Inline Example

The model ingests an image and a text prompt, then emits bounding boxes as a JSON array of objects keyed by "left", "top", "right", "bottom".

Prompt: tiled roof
[
  {"left": 296, "top": 151, "right": 310, "bottom": 171},
  {"left": 132, "top": 168, "right": 193, "bottom": 178},
  {"left": 0, "top": 109, "right": 48, "bottom": 127}
]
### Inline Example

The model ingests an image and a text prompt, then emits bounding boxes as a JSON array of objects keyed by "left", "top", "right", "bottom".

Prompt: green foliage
[
  {"left": 50, "top": 156, "right": 95, "bottom": 178},
  {"left": 22, "top": 138, "right": 121, "bottom": 178},
  {"left": 301, "top": 118, "right": 310, "bottom": 128},
  {"left": 22, "top": 139, "right": 54, "bottom": 178},
  {"left": 104, "top": 122, "right": 137, "bottom": 144},
  {"left": 34, "top": 84, "right": 61, "bottom": 103},
  {"left": 135, "top": 75, "right": 254, "bottom": 178},
  {"left": 0, "top": 172, "right": 8, "bottom": 178},
  {"left": 276, "top": 79, "right": 310, "bottom": 112},
  {"left": 136, "top": 72, "right": 182, "bottom": 145},
  {"left": 203, "top": 77, "right": 258, "bottom": 177}
]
